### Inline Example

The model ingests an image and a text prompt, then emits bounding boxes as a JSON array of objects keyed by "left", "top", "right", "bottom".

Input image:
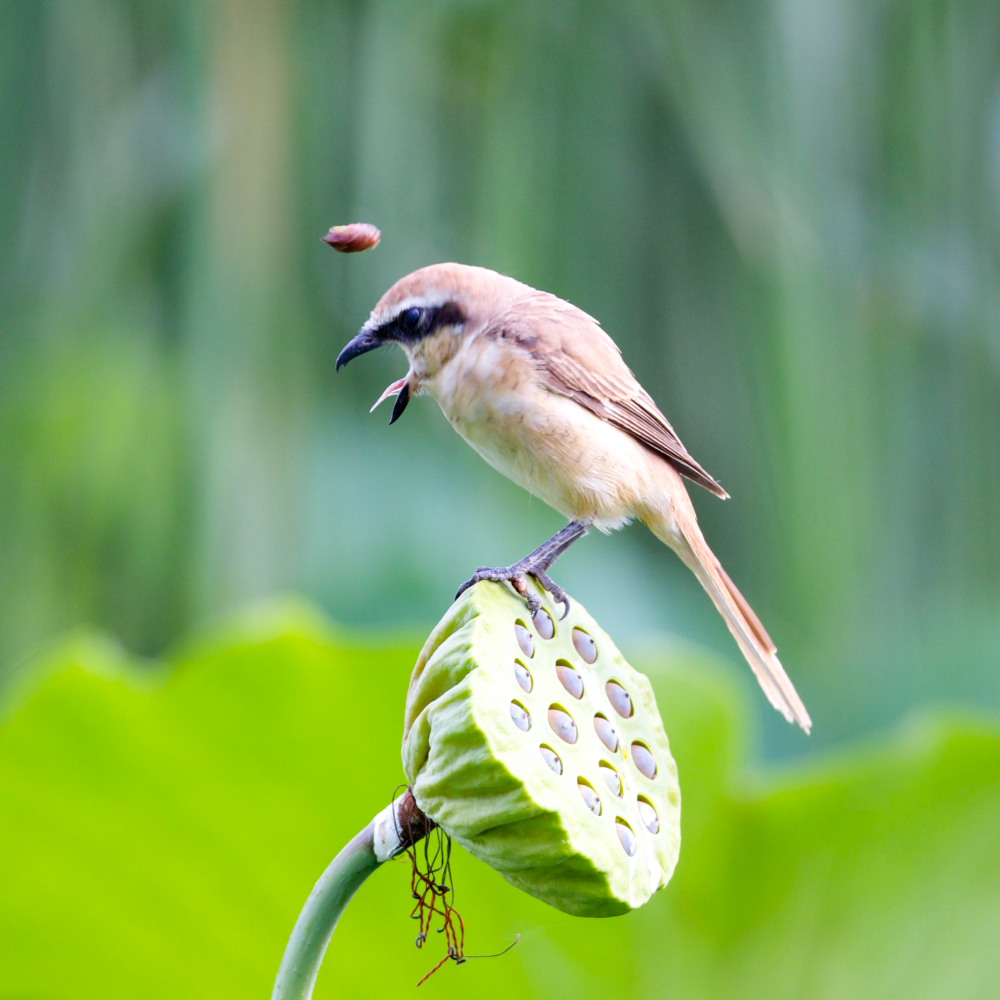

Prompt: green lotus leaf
[{"left": 1, "top": 604, "right": 999, "bottom": 999}]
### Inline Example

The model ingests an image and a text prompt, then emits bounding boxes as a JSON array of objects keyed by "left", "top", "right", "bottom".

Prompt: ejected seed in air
[{"left": 322, "top": 222, "right": 381, "bottom": 252}]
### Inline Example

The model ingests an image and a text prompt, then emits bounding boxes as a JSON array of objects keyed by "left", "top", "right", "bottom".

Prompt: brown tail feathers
[{"left": 655, "top": 514, "right": 812, "bottom": 732}]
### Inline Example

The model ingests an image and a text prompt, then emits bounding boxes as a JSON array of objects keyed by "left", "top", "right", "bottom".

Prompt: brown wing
[{"left": 497, "top": 292, "right": 729, "bottom": 498}]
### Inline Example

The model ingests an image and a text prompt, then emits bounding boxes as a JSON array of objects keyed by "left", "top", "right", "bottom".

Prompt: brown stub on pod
[{"left": 322, "top": 222, "right": 381, "bottom": 253}]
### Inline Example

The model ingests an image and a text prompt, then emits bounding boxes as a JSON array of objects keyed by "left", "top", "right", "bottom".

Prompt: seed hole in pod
[
  {"left": 548, "top": 705, "right": 578, "bottom": 744},
  {"left": 539, "top": 744, "right": 563, "bottom": 775},
  {"left": 510, "top": 700, "right": 531, "bottom": 732},
  {"left": 572, "top": 627, "right": 598, "bottom": 663},
  {"left": 578, "top": 778, "right": 602, "bottom": 815},
  {"left": 630, "top": 741, "right": 657, "bottom": 779},
  {"left": 514, "top": 621, "right": 535, "bottom": 658},
  {"left": 532, "top": 606, "right": 555, "bottom": 639},
  {"left": 514, "top": 659, "right": 533, "bottom": 692},
  {"left": 605, "top": 680, "right": 634, "bottom": 718},
  {"left": 637, "top": 796, "right": 660, "bottom": 833},
  {"left": 616, "top": 818, "right": 637, "bottom": 856},
  {"left": 555, "top": 659, "right": 585, "bottom": 699},
  {"left": 599, "top": 761, "right": 623, "bottom": 797},
  {"left": 593, "top": 713, "right": 620, "bottom": 752}
]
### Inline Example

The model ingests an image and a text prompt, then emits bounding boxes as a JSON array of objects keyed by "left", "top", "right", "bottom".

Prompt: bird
[{"left": 336, "top": 262, "right": 811, "bottom": 732}]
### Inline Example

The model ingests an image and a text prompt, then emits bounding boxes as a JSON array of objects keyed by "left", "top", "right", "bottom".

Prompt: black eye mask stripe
[{"left": 381, "top": 301, "right": 467, "bottom": 344}]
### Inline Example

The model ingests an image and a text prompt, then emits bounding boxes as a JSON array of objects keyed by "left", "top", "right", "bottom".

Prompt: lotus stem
[{"left": 272, "top": 789, "right": 431, "bottom": 1000}]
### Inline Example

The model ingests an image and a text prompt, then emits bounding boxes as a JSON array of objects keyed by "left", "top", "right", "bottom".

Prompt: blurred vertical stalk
[{"left": 186, "top": 0, "right": 302, "bottom": 617}]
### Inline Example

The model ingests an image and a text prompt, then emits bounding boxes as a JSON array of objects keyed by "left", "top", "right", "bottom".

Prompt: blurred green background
[
  {"left": 2, "top": 608, "right": 998, "bottom": 999},
  {"left": 3, "top": 0, "right": 1000, "bottom": 751},
  {"left": 2, "top": 1, "right": 1000, "bottom": 997}
]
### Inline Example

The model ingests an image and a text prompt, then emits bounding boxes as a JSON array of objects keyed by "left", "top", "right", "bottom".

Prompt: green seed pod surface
[{"left": 402, "top": 580, "right": 681, "bottom": 917}]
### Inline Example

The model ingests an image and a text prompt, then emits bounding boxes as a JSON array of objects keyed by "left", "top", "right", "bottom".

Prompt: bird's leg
[{"left": 456, "top": 519, "right": 592, "bottom": 618}]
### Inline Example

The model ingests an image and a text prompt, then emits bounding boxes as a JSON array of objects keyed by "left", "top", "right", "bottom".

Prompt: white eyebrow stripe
[{"left": 366, "top": 293, "right": 452, "bottom": 329}]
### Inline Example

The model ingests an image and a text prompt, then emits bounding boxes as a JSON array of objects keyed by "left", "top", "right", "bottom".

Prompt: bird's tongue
[{"left": 369, "top": 377, "right": 408, "bottom": 413}]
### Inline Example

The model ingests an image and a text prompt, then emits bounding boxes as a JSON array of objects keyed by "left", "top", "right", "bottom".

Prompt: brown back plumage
[{"left": 494, "top": 289, "right": 729, "bottom": 498}]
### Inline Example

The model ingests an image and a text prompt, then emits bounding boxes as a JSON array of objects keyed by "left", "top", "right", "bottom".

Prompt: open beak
[
  {"left": 336, "top": 328, "right": 383, "bottom": 371},
  {"left": 370, "top": 377, "right": 411, "bottom": 424},
  {"left": 338, "top": 329, "right": 411, "bottom": 424}
]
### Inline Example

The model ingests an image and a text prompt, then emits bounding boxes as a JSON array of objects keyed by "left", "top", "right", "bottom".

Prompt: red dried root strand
[
  {"left": 322, "top": 222, "right": 381, "bottom": 252},
  {"left": 406, "top": 825, "right": 466, "bottom": 985}
]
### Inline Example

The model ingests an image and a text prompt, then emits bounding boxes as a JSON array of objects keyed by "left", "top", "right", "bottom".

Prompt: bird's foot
[
  {"left": 509, "top": 574, "right": 543, "bottom": 616},
  {"left": 526, "top": 569, "right": 570, "bottom": 619},
  {"left": 456, "top": 564, "right": 570, "bottom": 619},
  {"left": 456, "top": 519, "right": 591, "bottom": 619}
]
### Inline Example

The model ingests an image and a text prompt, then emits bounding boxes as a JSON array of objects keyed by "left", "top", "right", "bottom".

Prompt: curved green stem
[
  {"left": 271, "top": 825, "right": 380, "bottom": 999},
  {"left": 271, "top": 790, "right": 431, "bottom": 1000}
]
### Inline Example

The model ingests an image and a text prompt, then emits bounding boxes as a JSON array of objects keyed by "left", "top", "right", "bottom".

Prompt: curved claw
[{"left": 531, "top": 569, "right": 571, "bottom": 619}]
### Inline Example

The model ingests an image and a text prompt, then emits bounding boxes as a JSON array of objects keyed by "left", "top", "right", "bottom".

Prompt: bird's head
[{"left": 336, "top": 262, "right": 528, "bottom": 422}]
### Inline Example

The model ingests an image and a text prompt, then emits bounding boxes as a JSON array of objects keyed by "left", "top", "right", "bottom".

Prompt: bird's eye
[{"left": 398, "top": 306, "right": 423, "bottom": 334}]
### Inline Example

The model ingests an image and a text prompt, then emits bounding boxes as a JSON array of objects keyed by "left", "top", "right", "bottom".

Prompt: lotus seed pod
[{"left": 402, "top": 580, "right": 681, "bottom": 917}]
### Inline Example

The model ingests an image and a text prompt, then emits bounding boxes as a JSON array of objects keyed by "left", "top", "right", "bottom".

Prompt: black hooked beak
[
  {"left": 336, "top": 328, "right": 383, "bottom": 371},
  {"left": 337, "top": 327, "right": 412, "bottom": 424}
]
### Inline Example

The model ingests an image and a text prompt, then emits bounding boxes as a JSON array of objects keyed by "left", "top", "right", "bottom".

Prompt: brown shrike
[{"left": 337, "top": 263, "right": 811, "bottom": 731}]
